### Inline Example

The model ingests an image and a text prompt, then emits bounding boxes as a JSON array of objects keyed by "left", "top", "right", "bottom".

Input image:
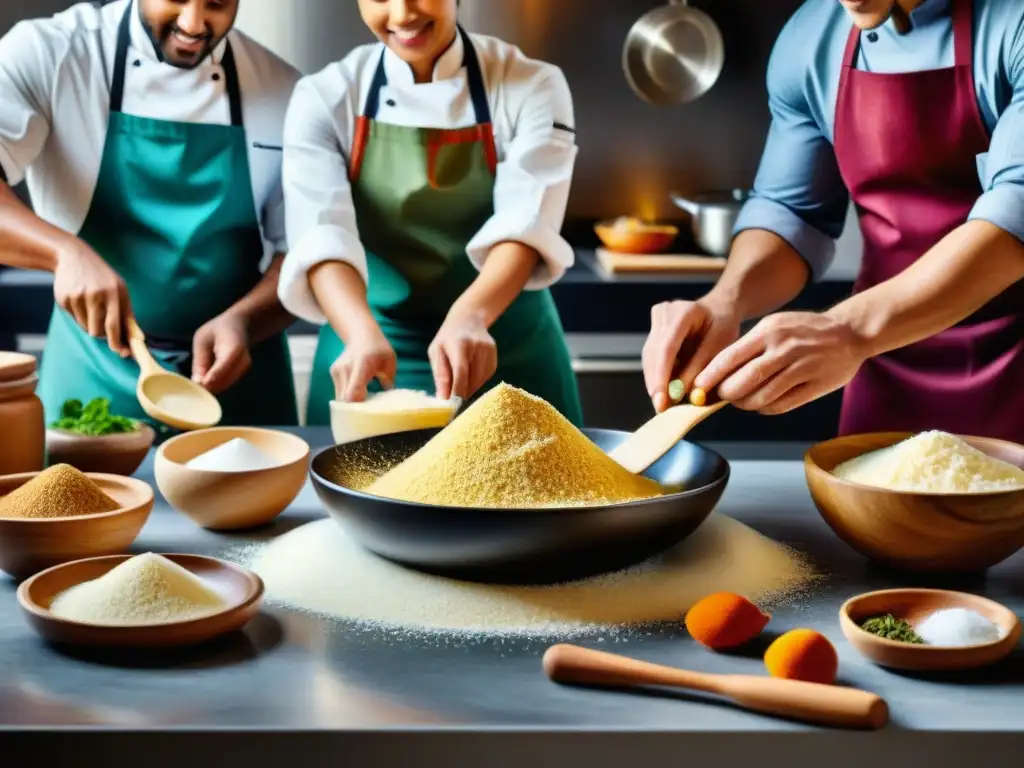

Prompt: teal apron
[
  {"left": 38, "top": 6, "right": 297, "bottom": 440},
  {"left": 306, "top": 28, "right": 582, "bottom": 427}
]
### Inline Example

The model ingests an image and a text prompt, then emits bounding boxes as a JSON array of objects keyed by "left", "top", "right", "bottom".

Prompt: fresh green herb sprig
[
  {"left": 861, "top": 614, "right": 925, "bottom": 644},
  {"left": 50, "top": 398, "right": 141, "bottom": 436}
]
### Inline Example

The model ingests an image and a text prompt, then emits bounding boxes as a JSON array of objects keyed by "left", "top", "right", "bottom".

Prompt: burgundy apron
[{"left": 834, "top": 0, "right": 1024, "bottom": 441}]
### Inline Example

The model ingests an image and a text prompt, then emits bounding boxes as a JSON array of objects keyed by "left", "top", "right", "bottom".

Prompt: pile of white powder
[
  {"left": 49, "top": 552, "right": 228, "bottom": 626},
  {"left": 833, "top": 430, "right": 1024, "bottom": 493},
  {"left": 185, "top": 437, "right": 282, "bottom": 472},
  {"left": 231, "top": 514, "right": 817, "bottom": 637}
]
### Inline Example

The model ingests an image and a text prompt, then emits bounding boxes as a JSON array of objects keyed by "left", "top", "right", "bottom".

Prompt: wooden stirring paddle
[
  {"left": 127, "top": 318, "right": 222, "bottom": 431},
  {"left": 543, "top": 644, "right": 888, "bottom": 731},
  {"left": 608, "top": 389, "right": 728, "bottom": 474}
]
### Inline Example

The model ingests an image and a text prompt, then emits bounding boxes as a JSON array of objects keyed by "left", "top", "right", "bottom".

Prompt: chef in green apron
[
  {"left": 277, "top": 0, "right": 583, "bottom": 426},
  {"left": 0, "top": 0, "right": 299, "bottom": 438}
]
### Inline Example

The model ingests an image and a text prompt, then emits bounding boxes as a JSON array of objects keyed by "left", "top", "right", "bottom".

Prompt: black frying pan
[{"left": 309, "top": 428, "right": 729, "bottom": 585}]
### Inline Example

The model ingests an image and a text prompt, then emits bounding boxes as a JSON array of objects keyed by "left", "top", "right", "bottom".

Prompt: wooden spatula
[
  {"left": 608, "top": 398, "right": 728, "bottom": 474},
  {"left": 543, "top": 644, "right": 888, "bottom": 731}
]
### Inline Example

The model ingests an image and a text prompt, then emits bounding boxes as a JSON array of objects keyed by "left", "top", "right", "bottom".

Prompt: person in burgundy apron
[
  {"left": 644, "top": 0, "right": 1024, "bottom": 443},
  {"left": 833, "top": 0, "right": 1024, "bottom": 440}
]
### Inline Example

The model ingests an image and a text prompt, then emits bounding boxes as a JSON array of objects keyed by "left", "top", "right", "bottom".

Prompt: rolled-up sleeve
[
  {"left": 733, "top": 20, "right": 848, "bottom": 282},
  {"left": 968, "top": 33, "right": 1024, "bottom": 243},
  {"left": 0, "top": 21, "right": 58, "bottom": 186},
  {"left": 278, "top": 75, "right": 368, "bottom": 325},
  {"left": 465, "top": 63, "right": 577, "bottom": 290}
]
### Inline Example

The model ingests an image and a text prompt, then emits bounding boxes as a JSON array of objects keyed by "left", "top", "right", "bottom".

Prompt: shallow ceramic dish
[
  {"left": 310, "top": 427, "right": 729, "bottom": 585},
  {"left": 17, "top": 553, "right": 263, "bottom": 648},
  {"left": 840, "top": 588, "right": 1021, "bottom": 671},
  {"left": 594, "top": 219, "right": 679, "bottom": 254},
  {"left": 0, "top": 471, "right": 153, "bottom": 579},
  {"left": 45, "top": 424, "right": 155, "bottom": 476},
  {"left": 805, "top": 432, "right": 1024, "bottom": 572},
  {"left": 155, "top": 427, "right": 309, "bottom": 530}
]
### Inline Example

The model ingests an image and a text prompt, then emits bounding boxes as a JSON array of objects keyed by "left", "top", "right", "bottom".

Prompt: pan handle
[{"left": 669, "top": 191, "right": 699, "bottom": 216}]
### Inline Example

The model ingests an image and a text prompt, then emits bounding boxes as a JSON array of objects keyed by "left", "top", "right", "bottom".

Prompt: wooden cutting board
[{"left": 595, "top": 248, "right": 727, "bottom": 275}]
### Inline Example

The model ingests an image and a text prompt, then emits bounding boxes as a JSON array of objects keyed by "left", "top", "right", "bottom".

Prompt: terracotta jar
[{"left": 0, "top": 352, "right": 45, "bottom": 476}]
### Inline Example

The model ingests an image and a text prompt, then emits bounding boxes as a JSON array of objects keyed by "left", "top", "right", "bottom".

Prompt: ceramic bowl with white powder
[{"left": 155, "top": 428, "right": 310, "bottom": 530}]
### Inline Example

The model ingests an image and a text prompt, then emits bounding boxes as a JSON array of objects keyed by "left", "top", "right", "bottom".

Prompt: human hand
[
  {"left": 693, "top": 311, "right": 868, "bottom": 414},
  {"left": 331, "top": 325, "right": 396, "bottom": 402},
  {"left": 192, "top": 312, "right": 253, "bottom": 394},
  {"left": 642, "top": 299, "right": 742, "bottom": 413},
  {"left": 52, "top": 243, "right": 133, "bottom": 357},
  {"left": 429, "top": 309, "right": 497, "bottom": 400}
]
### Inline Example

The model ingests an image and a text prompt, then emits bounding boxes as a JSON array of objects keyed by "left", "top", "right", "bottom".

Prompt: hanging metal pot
[{"left": 623, "top": 0, "right": 725, "bottom": 106}]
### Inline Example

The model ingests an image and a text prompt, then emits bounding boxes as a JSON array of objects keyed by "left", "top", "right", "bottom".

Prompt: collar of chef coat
[
  {"left": 879, "top": 0, "right": 950, "bottom": 34},
  {"left": 126, "top": 0, "right": 228, "bottom": 68},
  {"left": 380, "top": 29, "right": 465, "bottom": 85}
]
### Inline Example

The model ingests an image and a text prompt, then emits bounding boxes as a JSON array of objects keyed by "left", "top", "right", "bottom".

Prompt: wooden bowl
[
  {"left": 840, "top": 588, "right": 1021, "bottom": 671},
  {"left": 45, "top": 424, "right": 155, "bottom": 476},
  {"left": 0, "top": 472, "right": 153, "bottom": 579},
  {"left": 154, "top": 427, "right": 309, "bottom": 530},
  {"left": 805, "top": 432, "right": 1024, "bottom": 572},
  {"left": 594, "top": 220, "right": 678, "bottom": 254},
  {"left": 17, "top": 553, "right": 263, "bottom": 648}
]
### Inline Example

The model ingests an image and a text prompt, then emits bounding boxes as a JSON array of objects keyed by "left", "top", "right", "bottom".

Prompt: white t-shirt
[
  {"left": 278, "top": 30, "right": 579, "bottom": 326},
  {"left": 0, "top": 0, "right": 300, "bottom": 260}
]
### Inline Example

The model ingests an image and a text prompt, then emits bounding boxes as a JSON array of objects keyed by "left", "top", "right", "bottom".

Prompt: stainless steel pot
[
  {"left": 670, "top": 188, "right": 748, "bottom": 256},
  {"left": 623, "top": 0, "right": 725, "bottom": 106}
]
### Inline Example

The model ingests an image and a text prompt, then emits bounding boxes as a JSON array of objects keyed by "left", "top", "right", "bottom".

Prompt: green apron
[
  {"left": 306, "top": 28, "right": 582, "bottom": 427},
  {"left": 38, "top": 5, "right": 297, "bottom": 441}
]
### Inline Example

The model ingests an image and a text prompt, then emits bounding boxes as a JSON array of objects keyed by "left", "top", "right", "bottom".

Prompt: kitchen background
[{"left": 0, "top": 0, "right": 863, "bottom": 439}]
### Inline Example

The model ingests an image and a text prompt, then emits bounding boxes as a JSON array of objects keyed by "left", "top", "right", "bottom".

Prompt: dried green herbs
[{"left": 861, "top": 614, "right": 924, "bottom": 644}]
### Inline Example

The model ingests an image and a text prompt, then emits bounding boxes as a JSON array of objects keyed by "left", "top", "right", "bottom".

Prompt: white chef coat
[
  {"left": 278, "top": 31, "right": 578, "bottom": 326},
  {"left": 0, "top": 0, "right": 299, "bottom": 260}
]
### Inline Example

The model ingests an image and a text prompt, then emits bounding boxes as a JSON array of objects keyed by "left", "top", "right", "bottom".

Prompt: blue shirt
[{"left": 734, "top": 0, "right": 1024, "bottom": 280}]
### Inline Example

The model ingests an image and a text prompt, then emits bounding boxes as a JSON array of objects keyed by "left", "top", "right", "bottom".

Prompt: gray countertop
[{"left": 2, "top": 429, "right": 1022, "bottom": 766}]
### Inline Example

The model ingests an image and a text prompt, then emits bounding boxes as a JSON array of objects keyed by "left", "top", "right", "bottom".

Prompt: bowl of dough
[{"left": 805, "top": 431, "right": 1024, "bottom": 572}]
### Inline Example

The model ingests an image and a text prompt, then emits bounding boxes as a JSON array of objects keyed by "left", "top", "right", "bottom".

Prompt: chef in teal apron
[
  {"left": 0, "top": 0, "right": 299, "bottom": 439},
  {"left": 277, "top": 2, "right": 583, "bottom": 426}
]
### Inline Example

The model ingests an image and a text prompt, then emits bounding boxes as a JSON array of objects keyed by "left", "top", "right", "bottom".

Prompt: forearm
[
  {"left": 308, "top": 260, "right": 380, "bottom": 342},
  {"left": 702, "top": 229, "right": 811, "bottom": 320},
  {"left": 828, "top": 220, "right": 1024, "bottom": 357},
  {"left": 220, "top": 254, "right": 296, "bottom": 343},
  {"left": 0, "top": 183, "right": 76, "bottom": 271},
  {"left": 450, "top": 241, "right": 540, "bottom": 326}
]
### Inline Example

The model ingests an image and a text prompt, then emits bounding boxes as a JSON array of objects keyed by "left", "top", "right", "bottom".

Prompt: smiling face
[
  {"left": 358, "top": 0, "right": 459, "bottom": 82},
  {"left": 138, "top": 0, "right": 239, "bottom": 70}
]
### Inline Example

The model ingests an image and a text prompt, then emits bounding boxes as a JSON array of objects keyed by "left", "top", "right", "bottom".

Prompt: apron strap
[
  {"left": 111, "top": 3, "right": 243, "bottom": 127},
  {"left": 361, "top": 25, "right": 492, "bottom": 124},
  {"left": 952, "top": 0, "right": 973, "bottom": 69}
]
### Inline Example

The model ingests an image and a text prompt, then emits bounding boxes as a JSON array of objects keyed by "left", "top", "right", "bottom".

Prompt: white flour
[
  {"left": 186, "top": 437, "right": 281, "bottom": 472},
  {"left": 233, "top": 514, "right": 816, "bottom": 637}
]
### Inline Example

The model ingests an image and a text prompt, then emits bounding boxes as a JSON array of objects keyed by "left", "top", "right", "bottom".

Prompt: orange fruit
[
  {"left": 684, "top": 592, "right": 770, "bottom": 650},
  {"left": 764, "top": 628, "right": 838, "bottom": 685}
]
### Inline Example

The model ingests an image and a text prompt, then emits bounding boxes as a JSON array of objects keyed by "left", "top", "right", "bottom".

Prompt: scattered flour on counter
[
  {"left": 185, "top": 437, "right": 282, "bottom": 472},
  {"left": 832, "top": 430, "right": 1024, "bottom": 493},
  {"left": 231, "top": 514, "right": 818, "bottom": 637}
]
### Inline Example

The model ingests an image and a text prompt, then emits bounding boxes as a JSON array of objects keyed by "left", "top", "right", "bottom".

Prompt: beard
[{"left": 141, "top": 14, "right": 216, "bottom": 70}]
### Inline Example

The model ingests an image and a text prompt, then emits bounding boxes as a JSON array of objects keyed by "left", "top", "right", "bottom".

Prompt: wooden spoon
[
  {"left": 608, "top": 399, "right": 728, "bottom": 474},
  {"left": 127, "top": 319, "right": 222, "bottom": 431},
  {"left": 542, "top": 644, "right": 888, "bottom": 731}
]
